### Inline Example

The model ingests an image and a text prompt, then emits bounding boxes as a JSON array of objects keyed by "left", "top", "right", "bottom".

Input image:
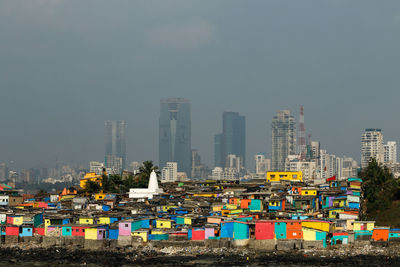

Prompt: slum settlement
[{"left": 0, "top": 171, "right": 394, "bottom": 250}]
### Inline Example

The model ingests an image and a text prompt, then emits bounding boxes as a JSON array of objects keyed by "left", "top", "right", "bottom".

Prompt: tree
[
  {"left": 121, "top": 174, "right": 137, "bottom": 192},
  {"left": 360, "top": 158, "right": 400, "bottom": 218},
  {"left": 109, "top": 174, "right": 123, "bottom": 193},
  {"left": 134, "top": 161, "right": 160, "bottom": 188},
  {"left": 101, "top": 174, "right": 110, "bottom": 192},
  {"left": 98, "top": 161, "right": 160, "bottom": 193},
  {"left": 138, "top": 161, "right": 160, "bottom": 178},
  {"left": 85, "top": 180, "right": 101, "bottom": 194}
]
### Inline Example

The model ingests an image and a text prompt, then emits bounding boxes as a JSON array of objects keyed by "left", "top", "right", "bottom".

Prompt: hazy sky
[{"left": 1, "top": 0, "right": 400, "bottom": 170}]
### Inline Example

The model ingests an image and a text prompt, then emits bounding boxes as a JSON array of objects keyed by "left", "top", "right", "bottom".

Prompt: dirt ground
[{"left": 1, "top": 246, "right": 400, "bottom": 266}]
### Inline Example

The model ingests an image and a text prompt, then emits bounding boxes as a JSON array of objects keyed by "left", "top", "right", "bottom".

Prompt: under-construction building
[{"left": 271, "top": 110, "right": 296, "bottom": 171}]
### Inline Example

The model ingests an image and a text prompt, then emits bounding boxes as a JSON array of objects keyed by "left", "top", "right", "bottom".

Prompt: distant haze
[{"left": 1, "top": 0, "right": 400, "bottom": 170}]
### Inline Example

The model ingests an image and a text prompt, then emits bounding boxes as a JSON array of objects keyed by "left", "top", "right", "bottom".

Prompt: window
[
  {"left": 27, "top": 229, "right": 31, "bottom": 232},
  {"left": 66, "top": 229, "right": 70, "bottom": 232},
  {"left": 125, "top": 224, "right": 128, "bottom": 227},
  {"left": 76, "top": 229, "right": 79, "bottom": 232},
  {"left": 82, "top": 229, "right": 85, "bottom": 232}
]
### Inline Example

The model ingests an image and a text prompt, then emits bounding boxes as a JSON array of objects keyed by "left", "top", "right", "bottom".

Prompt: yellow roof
[
  {"left": 60, "top": 195, "right": 76, "bottom": 201},
  {"left": 83, "top": 172, "right": 101, "bottom": 179}
]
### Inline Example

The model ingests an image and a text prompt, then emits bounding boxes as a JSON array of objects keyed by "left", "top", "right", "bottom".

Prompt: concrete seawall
[{"left": 0, "top": 237, "right": 378, "bottom": 252}]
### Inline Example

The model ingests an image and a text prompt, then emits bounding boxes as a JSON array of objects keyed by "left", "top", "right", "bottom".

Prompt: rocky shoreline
[{"left": 1, "top": 243, "right": 400, "bottom": 266}]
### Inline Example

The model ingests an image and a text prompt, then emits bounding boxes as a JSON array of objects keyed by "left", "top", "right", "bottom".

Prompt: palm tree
[{"left": 135, "top": 161, "right": 160, "bottom": 188}]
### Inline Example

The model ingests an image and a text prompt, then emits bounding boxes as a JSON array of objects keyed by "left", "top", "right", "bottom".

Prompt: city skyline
[
  {"left": 0, "top": 103, "right": 398, "bottom": 172},
  {"left": 1, "top": 1, "right": 400, "bottom": 169}
]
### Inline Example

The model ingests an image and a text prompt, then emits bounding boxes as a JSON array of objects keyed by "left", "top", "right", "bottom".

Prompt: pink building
[{"left": 118, "top": 221, "right": 132, "bottom": 236}]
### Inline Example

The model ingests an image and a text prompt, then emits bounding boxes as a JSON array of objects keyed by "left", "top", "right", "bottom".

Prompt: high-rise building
[
  {"left": 342, "top": 156, "right": 359, "bottom": 178},
  {"left": 159, "top": 98, "right": 191, "bottom": 176},
  {"left": 105, "top": 155, "right": 123, "bottom": 174},
  {"left": 0, "top": 163, "right": 8, "bottom": 182},
  {"left": 319, "top": 150, "right": 337, "bottom": 179},
  {"left": 105, "top": 120, "right": 127, "bottom": 172},
  {"left": 384, "top": 141, "right": 397, "bottom": 164},
  {"left": 254, "top": 154, "right": 271, "bottom": 175},
  {"left": 318, "top": 150, "right": 359, "bottom": 180},
  {"left": 361, "top": 128, "right": 384, "bottom": 168},
  {"left": 40, "top": 168, "right": 48, "bottom": 182},
  {"left": 225, "top": 154, "right": 243, "bottom": 173},
  {"left": 214, "top": 134, "right": 223, "bottom": 167},
  {"left": 161, "top": 162, "right": 178, "bottom": 183},
  {"left": 129, "top": 161, "right": 142, "bottom": 175},
  {"left": 20, "top": 169, "right": 34, "bottom": 184},
  {"left": 89, "top": 161, "right": 105, "bottom": 175},
  {"left": 215, "top": 112, "right": 246, "bottom": 167},
  {"left": 310, "top": 141, "right": 320, "bottom": 162},
  {"left": 271, "top": 110, "right": 296, "bottom": 171}
]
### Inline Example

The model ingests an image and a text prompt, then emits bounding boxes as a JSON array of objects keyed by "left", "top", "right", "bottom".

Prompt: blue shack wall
[
  {"left": 108, "top": 229, "right": 119, "bottom": 240},
  {"left": 275, "top": 222, "right": 286, "bottom": 239},
  {"left": 141, "top": 219, "right": 150, "bottom": 228},
  {"left": 62, "top": 226, "right": 72, "bottom": 236},
  {"left": 131, "top": 221, "right": 142, "bottom": 231},
  {"left": 233, "top": 223, "right": 249, "bottom": 240},
  {"left": 20, "top": 227, "right": 33, "bottom": 237},
  {"left": 221, "top": 223, "right": 234, "bottom": 238}
]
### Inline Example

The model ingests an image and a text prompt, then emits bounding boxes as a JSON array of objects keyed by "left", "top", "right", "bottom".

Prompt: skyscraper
[
  {"left": 161, "top": 162, "right": 178, "bottom": 183},
  {"left": 0, "top": 163, "right": 8, "bottom": 182},
  {"left": 214, "top": 112, "right": 246, "bottom": 167},
  {"left": 271, "top": 110, "right": 296, "bottom": 171},
  {"left": 361, "top": 128, "right": 384, "bottom": 168},
  {"left": 105, "top": 120, "right": 127, "bottom": 172},
  {"left": 159, "top": 98, "right": 191, "bottom": 176},
  {"left": 255, "top": 154, "right": 271, "bottom": 175},
  {"left": 214, "top": 134, "right": 223, "bottom": 167},
  {"left": 384, "top": 141, "right": 397, "bottom": 164}
]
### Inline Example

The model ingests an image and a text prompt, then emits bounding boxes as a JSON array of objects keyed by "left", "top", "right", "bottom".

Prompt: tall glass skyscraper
[
  {"left": 159, "top": 98, "right": 191, "bottom": 176},
  {"left": 105, "top": 120, "right": 127, "bottom": 172},
  {"left": 214, "top": 112, "right": 246, "bottom": 167},
  {"left": 271, "top": 110, "right": 296, "bottom": 171},
  {"left": 214, "top": 134, "right": 223, "bottom": 167}
]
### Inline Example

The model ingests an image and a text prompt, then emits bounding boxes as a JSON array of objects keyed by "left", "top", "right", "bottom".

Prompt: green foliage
[
  {"left": 85, "top": 180, "right": 101, "bottom": 194},
  {"left": 360, "top": 158, "right": 400, "bottom": 219},
  {"left": 100, "top": 160, "right": 160, "bottom": 193},
  {"left": 135, "top": 160, "right": 160, "bottom": 188}
]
